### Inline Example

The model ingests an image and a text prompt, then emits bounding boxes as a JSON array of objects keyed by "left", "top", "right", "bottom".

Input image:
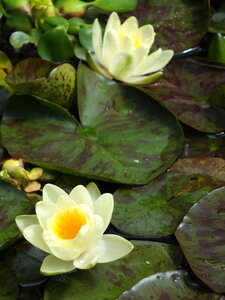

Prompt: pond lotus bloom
[
  {"left": 15, "top": 183, "right": 133, "bottom": 275},
  {"left": 87, "top": 12, "right": 174, "bottom": 85}
]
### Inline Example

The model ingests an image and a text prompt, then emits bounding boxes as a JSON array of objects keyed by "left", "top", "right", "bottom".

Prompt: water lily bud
[
  {"left": 87, "top": 12, "right": 174, "bottom": 85},
  {"left": 2, "top": 159, "right": 24, "bottom": 176},
  {"left": 16, "top": 182, "right": 134, "bottom": 275}
]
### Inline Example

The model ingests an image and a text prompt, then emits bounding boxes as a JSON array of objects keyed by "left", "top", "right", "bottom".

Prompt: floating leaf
[
  {"left": 170, "top": 157, "right": 225, "bottom": 183},
  {"left": 93, "top": 0, "right": 137, "bottom": 12},
  {"left": 0, "top": 260, "right": 18, "bottom": 299},
  {"left": 118, "top": 270, "right": 221, "bottom": 299},
  {"left": 6, "top": 58, "right": 76, "bottom": 108},
  {"left": 9, "top": 31, "right": 34, "bottom": 49},
  {"left": 0, "top": 240, "right": 47, "bottom": 299},
  {"left": 175, "top": 187, "right": 225, "bottom": 293},
  {"left": 44, "top": 241, "right": 182, "bottom": 300},
  {"left": 1, "top": 64, "right": 183, "bottom": 185},
  {"left": 37, "top": 28, "right": 74, "bottom": 62},
  {"left": 0, "top": 180, "right": 33, "bottom": 250},
  {"left": 112, "top": 171, "right": 223, "bottom": 237},
  {"left": 112, "top": 172, "right": 189, "bottom": 237},
  {"left": 143, "top": 58, "right": 225, "bottom": 133}
]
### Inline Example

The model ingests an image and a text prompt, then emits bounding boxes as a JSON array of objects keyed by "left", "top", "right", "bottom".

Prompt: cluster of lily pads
[{"left": 0, "top": 0, "right": 225, "bottom": 299}]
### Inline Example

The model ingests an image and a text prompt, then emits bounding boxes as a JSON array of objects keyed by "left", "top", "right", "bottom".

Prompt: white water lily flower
[
  {"left": 87, "top": 12, "right": 174, "bottom": 85},
  {"left": 16, "top": 183, "right": 133, "bottom": 275}
]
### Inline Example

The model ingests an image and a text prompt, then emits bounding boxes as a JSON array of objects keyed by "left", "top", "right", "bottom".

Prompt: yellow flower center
[
  {"left": 132, "top": 32, "right": 141, "bottom": 48},
  {"left": 52, "top": 208, "right": 86, "bottom": 240}
]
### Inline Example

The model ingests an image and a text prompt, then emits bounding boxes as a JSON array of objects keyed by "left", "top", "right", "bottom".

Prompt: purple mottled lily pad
[
  {"left": 1, "top": 64, "right": 183, "bottom": 185},
  {"left": 44, "top": 241, "right": 182, "bottom": 300},
  {"left": 112, "top": 171, "right": 224, "bottom": 237},
  {"left": 118, "top": 270, "right": 220, "bottom": 299},
  {"left": 170, "top": 157, "right": 225, "bottom": 183},
  {"left": 6, "top": 58, "right": 76, "bottom": 108},
  {"left": 143, "top": 58, "right": 225, "bottom": 133},
  {"left": 121, "top": 0, "right": 209, "bottom": 52},
  {"left": 175, "top": 186, "right": 225, "bottom": 293}
]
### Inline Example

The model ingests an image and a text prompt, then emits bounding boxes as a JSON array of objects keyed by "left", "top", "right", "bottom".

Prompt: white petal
[
  {"left": 121, "top": 16, "right": 138, "bottom": 33},
  {"left": 123, "top": 71, "right": 163, "bottom": 85},
  {"left": 43, "top": 184, "right": 68, "bottom": 203},
  {"left": 102, "top": 29, "right": 120, "bottom": 67},
  {"left": 139, "top": 24, "right": 155, "bottom": 46},
  {"left": 55, "top": 195, "right": 77, "bottom": 210},
  {"left": 86, "top": 182, "right": 101, "bottom": 202},
  {"left": 41, "top": 255, "right": 75, "bottom": 275},
  {"left": 86, "top": 52, "right": 113, "bottom": 79},
  {"left": 92, "top": 19, "right": 103, "bottom": 63},
  {"left": 136, "top": 49, "right": 174, "bottom": 75},
  {"left": 15, "top": 215, "right": 38, "bottom": 232},
  {"left": 108, "top": 53, "right": 135, "bottom": 78},
  {"left": 98, "top": 234, "right": 133, "bottom": 263},
  {"left": 104, "top": 12, "right": 121, "bottom": 36},
  {"left": 47, "top": 244, "right": 82, "bottom": 261},
  {"left": 73, "top": 245, "right": 100, "bottom": 269},
  {"left": 69, "top": 185, "right": 94, "bottom": 211},
  {"left": 94, "top": 193, "right": 113, "bottom": 232},
  {"left": 22, "top": 224, "right": 50, "bottom": 253},
  {"left": 36, "top": 201, "right": 55, "bottom": 230}
]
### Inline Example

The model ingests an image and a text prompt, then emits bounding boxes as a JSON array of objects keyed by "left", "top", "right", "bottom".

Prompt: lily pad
[
  {"left": 44, "top": 241, "right": 182, "bottom": 300},
  {"left": 121, "top": 0, "right": 209, "bottom": 52},
  {"left": 0, "top": 240, "right": 47, "bottom": 299},
  {"left": 118, "top": 270, "right": 221, "bottom": 299},
  {"left": 143, "top": 58, "right": 225, "bottom": 133},
  {"left": 112, "top": 172, "right": 188, "bottom": 237},
  {"left": 0, "top": 260, "right": 18, "bottom": 300},
  {"left": 170, "top": 157, "right": 225, "bottom": 183},
  {"left": 6, "top": 58, "right": 76, "bottom": 108},
  {"left": 1, "top": 64, "right": 183, "bottom": 185},
  {"left": 175, "top": 186, "right": 225, "bottom": 293},
  {"left": 112, "top": 171, "right": 223, "bottom": 237},
  {"left": 0, "top": 180, "right": 34, "bottom": 250}
]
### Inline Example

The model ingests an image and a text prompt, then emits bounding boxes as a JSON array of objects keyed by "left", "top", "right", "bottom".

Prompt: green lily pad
[
  {"left": 118, "top": 270, "right": 221, "bottom": 299},
  {"left": 6, "top": 58, "right": 76, "bottom": 108},
  {"left": 44, "top": 241, "right": 182, "bottom": 300},
  {"left": 0, "top": 180, "right": 34, "bottom": 250},
  {"left": 112, "top": 171, "right": 223, "bottom": 237},
  {"left": 121, "top": 0, "right": 209, "bottom": 52},
  {"left": 143, "top": 58, "right": 225, "bottom": 133},
  {"left": 1, "top": 64, "right": 183, "bottom": 185},
  {"left": 175, "top": 186, "right": 225, "bottom": 293}
]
